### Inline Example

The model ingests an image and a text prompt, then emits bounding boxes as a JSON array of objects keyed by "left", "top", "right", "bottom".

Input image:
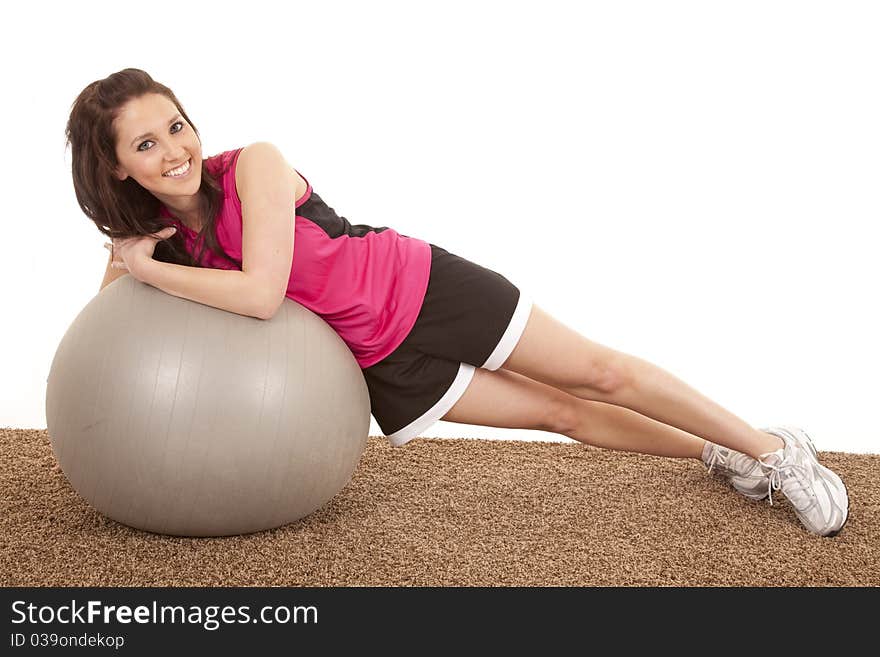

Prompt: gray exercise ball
[{"left": 45, "top": 275, "right": 370, "bottom": 537}]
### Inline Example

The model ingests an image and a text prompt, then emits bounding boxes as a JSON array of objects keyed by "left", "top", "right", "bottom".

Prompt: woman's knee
[{"left": 542, "top": 394, "right": 584, "bottom": 436}]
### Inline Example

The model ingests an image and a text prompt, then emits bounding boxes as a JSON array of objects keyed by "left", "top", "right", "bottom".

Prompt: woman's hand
[{"left": 103, "top": 226, "right": 177, "bottom": 281}]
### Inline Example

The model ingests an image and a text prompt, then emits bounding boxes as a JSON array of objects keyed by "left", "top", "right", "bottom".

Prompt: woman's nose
[{"left": 164, "top": 148, "right": 187, "bottom": 163}]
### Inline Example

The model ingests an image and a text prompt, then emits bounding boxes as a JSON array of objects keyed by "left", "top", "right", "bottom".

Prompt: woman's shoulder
[{"left": 232, "top": 143, "right": 309, "bottom": 205}]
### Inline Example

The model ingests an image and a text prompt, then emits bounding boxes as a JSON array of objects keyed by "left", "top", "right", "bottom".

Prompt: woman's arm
[
  {"left": 115, "top": 142, "right": 296, "bottom": 320},
  {"left": 136, "top": 259, "right": 273, "bottom": 319}
]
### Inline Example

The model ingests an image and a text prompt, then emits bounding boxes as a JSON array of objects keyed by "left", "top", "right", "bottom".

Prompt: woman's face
[{"left": 113, "top": 93, "right": 203, "bottom": 203}]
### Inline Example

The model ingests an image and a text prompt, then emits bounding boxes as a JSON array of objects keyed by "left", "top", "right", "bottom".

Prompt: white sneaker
[
  {"left": 702, "top": 442, "right": 769, "bottom": 500},
  {"left": 758, "top": 426, "right": 849, "bottom": 537}
]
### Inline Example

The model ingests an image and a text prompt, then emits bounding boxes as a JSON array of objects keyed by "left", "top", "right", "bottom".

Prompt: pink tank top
[{"left": 158, "top": 147, "right": 432, "bottom": 368}]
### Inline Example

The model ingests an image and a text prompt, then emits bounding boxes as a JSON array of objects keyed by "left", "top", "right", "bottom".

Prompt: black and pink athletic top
[{"left": 158, "top": 147, "right": 432, "bottom": 368}]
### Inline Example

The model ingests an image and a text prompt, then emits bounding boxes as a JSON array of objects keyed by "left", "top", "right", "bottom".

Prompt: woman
[{"left": 65, "top": 68, "right": 848, "bottom": 537}]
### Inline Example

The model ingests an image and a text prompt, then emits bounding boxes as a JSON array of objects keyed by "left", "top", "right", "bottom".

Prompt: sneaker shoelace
[
  {"left": 762, "top": 459, "right": 817, "bottom": 511},
  {"left": 705, "top": 447, "right": 725, "bottom": 475},
  {"left": 706, "top": 446, "right": 757, "bottom": 478}
]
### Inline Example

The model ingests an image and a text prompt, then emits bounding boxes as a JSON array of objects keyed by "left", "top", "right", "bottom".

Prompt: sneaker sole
[
  {"left": 732, "top": 479, "right": 769, "bottom": 500},
  {"left": 823, "top": 477, "right": 850, "bottom": 538},
  {"left": 736, "top": 490, "right": 769, "bottom": 501},
  {"left": 794, "top": 444, "right": 850, "bottom": 537},
  {"left": 786, "top": 426, "right": 849, "bottom": 537}
]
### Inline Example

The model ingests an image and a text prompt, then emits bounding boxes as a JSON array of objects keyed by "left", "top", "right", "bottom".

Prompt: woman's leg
[
  {"left": 442, "top": 367, "right": 708, "bottom": 459},
  {"left": 500, "top": 305, "right": 784, "bottom": 461}
]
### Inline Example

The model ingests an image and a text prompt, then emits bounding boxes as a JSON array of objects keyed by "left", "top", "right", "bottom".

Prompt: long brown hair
[{"left": 64, "top": 68, "right": 241, "bottom": 269}]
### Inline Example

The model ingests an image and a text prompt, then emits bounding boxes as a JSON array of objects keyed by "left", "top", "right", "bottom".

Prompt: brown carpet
[{"left": 2, "top": 428, "right": 877, "bottom": 587}]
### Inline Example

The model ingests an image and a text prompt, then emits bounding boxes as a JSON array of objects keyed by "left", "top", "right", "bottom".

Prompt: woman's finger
[{"left": 151, "top": 227, "right": 178, "bottom": 239}]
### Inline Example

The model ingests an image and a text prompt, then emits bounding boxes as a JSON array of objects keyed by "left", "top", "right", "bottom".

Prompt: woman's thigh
[
  {"left": 500, "top": 304, "right": 629, "bottom": 399},
  {"left": 441, "top": 366, "right": 582, "bottom": 435}
]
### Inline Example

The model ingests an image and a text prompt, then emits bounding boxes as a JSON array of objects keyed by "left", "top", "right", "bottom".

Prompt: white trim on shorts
[{"left": 386, "top": 290, "right": 533, "bottom": 447}]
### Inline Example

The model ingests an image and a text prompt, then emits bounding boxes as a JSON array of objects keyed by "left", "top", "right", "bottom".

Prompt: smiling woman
[
  {"left": 62, "top": 67, "right": 850, "bottom": 538},
  {"left": 113, "top": 95, "right": 203, "bottom": 221},
  {"left": 65, "top": 68, "right": 240, "bottom": 271}
]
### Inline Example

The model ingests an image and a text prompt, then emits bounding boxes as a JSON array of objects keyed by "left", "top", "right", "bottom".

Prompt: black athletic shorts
[{"left": 362, "top": 243, "right": 533, "bottom": 446}]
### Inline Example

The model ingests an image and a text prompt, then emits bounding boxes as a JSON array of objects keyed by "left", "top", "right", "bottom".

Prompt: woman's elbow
[{"left": 258, "top": 295, "right": 285, "bottom": 320}]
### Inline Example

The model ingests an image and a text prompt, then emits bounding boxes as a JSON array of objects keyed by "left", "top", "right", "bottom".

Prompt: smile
[{"left": 162, "top": 158, "right": 192, "bottom": 178}]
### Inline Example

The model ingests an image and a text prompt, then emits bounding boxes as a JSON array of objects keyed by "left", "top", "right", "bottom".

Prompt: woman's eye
[{"left": 138, "top": 122, "right": 185, "bottom": 151}]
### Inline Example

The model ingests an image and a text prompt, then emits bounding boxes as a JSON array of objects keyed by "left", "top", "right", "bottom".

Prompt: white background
[{"left": 2, "top": 0, "right": 877, "bottom": 453}]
